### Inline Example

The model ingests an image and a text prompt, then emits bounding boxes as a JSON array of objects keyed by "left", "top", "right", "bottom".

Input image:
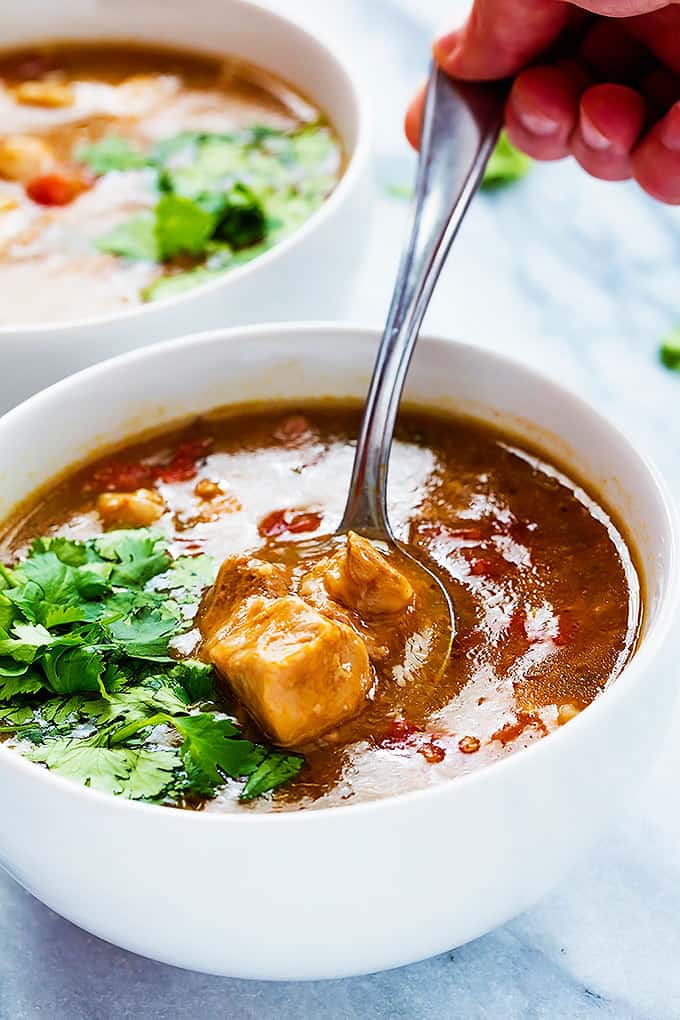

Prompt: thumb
[{"left": 435, "top": 0, "right": 571, "bottom": 80}]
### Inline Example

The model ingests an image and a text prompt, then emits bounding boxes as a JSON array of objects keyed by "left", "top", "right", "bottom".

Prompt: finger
[
  {"left": 632, "top": 100, "right": 680, "bottom": 203},
  {"left": 405, "top": 81, "right": 426, "bottom": 150},
  {"left": 504, "top": 65, "right": 583, "bottom": 160},
  {"left": 433, "top": 0, "right": 570, "bottom": 81},
  {"left": 578, "top": 20, "right": 653, "bottom": 83},
  {"left": 624, "top": 7, "right": 680, "bottom": 76},
  {"left": 641, "top": 67, "right": 680, "bottom": 110},
  {"left": 571, "top": 83, "right": 646, "bottom": 180}
]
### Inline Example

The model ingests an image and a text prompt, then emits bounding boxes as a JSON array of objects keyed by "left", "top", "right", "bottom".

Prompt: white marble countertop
[{"left": 4, "top": 2, "right": 680, "bottom": 1016}]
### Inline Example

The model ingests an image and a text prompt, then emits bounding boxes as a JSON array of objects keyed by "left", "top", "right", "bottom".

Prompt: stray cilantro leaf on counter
[
  {"left": 481, "top": 132, "right": 531, "bottom": 190},
  {"left": 659, "top": 327, "right": 680, "bottom": 371},
  {"left": 0, "top": 528, "right": 304, "bottom": 804},
  {"left": 386, "top": 133, "right": 531, "bottom": 203}
]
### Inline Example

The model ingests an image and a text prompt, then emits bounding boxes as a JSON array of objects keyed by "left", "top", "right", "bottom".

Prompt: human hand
[{"left": 405, "top": 1, "right": 680, "bottom": 203}]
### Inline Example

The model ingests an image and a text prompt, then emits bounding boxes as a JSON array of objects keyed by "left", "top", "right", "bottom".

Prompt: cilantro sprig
[{"left": 0, "top": 530, "right": 303, "bottom": 804}]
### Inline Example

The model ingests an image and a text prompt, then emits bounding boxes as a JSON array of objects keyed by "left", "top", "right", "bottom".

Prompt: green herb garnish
[
  {"left": 0, "top": 530, "right": 303, "bottom": 804},
  {"left": 77, "top": 135, "right": 151, "bottom": 174},
  {"left": 659, "top": 328, "right": 680, "bottom": 371},
  {"left": 481, "top": 131, "right": 531, "bottom": 190},
  {"left": 86, "top": 122, "right": 339, "bottom": 297}
]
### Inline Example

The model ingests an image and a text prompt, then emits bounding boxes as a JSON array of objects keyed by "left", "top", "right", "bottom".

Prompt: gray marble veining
[{"left": 2, "top": 1, "right": 680, "bottom": 1017}]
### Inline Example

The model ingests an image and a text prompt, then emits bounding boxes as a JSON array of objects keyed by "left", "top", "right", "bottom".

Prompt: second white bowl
[{"left": 1, "top": 0, "right": 372, "bottom": 411}]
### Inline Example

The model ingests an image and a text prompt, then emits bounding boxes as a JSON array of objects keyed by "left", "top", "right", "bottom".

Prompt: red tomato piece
[
  {"left": 273, "top": 415, "right": 312, "bottom": 446},
  {"left": 258, "top": 508, "right": 323, "bottom": 538},
  {"left": 418, "top": 739, "right": 446, "bottom": 764},
  {"left": 155, "top": 437, "right": 212, "bottom": 484},
  {"left": 26, "top": 171, "right": 89, "bottom": 206},
  {"left": 380, "top": 719, "right": 420, "bottom": 747},
  {"left": 467, "top": 554, "right": 506, "bottom": 579},
  {"left": 85, "top": 460, "right": 155, "bottom": 493}
]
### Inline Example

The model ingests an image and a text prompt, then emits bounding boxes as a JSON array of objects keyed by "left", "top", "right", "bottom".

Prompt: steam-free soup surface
[
  {"left": 0, "top": 44, "right": 342, "bottom": 324},
  {"left": 0, "top": 404, "right": 639, "bottom": 811}
]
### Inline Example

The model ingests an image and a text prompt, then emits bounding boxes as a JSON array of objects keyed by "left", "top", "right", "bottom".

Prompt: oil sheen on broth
[
  {"left": 0, "top": 404, "right": 640, "bottom": 812},
  {"left": 0, "top": 43, "right": 342, "bottom": 324}
]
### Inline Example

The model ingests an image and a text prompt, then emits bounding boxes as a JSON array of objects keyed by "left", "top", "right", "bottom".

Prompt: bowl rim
[
  {"left": 0, "top": 320, "right": 677, "bottom": 825},
  {"left": 0, "top": 0, "right": 372, "bottom": 337}
]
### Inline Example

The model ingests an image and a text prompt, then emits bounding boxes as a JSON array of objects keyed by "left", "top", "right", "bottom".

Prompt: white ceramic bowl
[
  {"left": 1, "top": 0, "right": 372, "bottom": 411},
  {"left": 0, "top": 324, "right": 676, "bottom": 980}
]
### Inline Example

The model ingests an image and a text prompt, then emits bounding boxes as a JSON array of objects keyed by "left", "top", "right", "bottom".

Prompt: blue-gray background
[{"left": 3, "top": 2, "right": 680, "bottom": 1017}]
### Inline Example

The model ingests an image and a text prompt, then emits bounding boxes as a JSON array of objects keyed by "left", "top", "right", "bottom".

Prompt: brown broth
[{"left": 0, "top": 403, "right": 640, "bottom": 812}]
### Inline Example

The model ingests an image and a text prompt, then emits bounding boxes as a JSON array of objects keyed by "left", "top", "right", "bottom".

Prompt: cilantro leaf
[
  {"left": 28, "top": 739, "right": 132, "bottom": 794},
  {"left": 241, "top": 751, "right": 304, "bottom": 801},
  {"left": 482, "top": 132, "right": 531, "bottom": 191},
  {"left": 28, "top": 738, "right": 180, "bottom": 800},
  {"left": 141, "top": 265, "right": 224, "bottom": 302},
  {"left": 106, "top": 607, "right": 177, "bottom": 660},
  {"left": 97, "top": 213, "right": 159, "bottom": 261},
  {"left": 121, "top": 748, "right": 181, "bottom": 800},
  {"left": 149, "top": 554, "right": 217, "bottom": 602},
  {"left": 76, "top": 135, "right": 150, "bottom": 174},
  {"left": 168, "top": 660, "right": 215, "bottom": 702},
  {"left": 82, "top": 684, "right": 187, "bottom": 726},
  {"left": 0, "top": 671, "right": 46, "bottom": 700},
  {"left": 213, "top": 183, "right": 266, "bottom": 250},
  {"left": 154, "top": 194, "right": 216, "bottom": 260},
  {"left": 94, "top": 529, "right": 170, "bottom": 587},
  {"left": 42, "top": 643, "right": 106, "bottom": 695},
  {"left": 171, "top": 713, "right": 263, "bottom": 786},
  {"left": 6, "top": 552, "right": 101, "bottom": 627},
  {"left": 660, "top": 327, "right": 680, "bottom": 371}
]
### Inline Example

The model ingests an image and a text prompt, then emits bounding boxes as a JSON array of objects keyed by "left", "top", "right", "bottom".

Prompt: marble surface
[{"left": 3, "top": 1, "right": 680, "bottom": 1017}]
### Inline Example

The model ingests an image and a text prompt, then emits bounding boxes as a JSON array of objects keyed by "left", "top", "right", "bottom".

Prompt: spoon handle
[{"left": 340, "top": 65, "right": 507, "bottom": 537}]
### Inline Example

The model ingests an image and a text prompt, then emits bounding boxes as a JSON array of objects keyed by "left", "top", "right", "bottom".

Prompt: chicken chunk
[
  {"left": 13, "top": 80, "right": 75, "bottom": 108},
  {"left": 199, "top": 554, "right": 290, "bottom": 640},
  {"left": 206, "top": 595, "right": 372, "bottom": 746},
  {"left": 97, "top": 488, "right": 165, "bottom": 528},
  {"left": 301, "top": 531, "right": 413, "bottom": 616},
  {"left": 0, "top": 135, "right": 54, "bottom": 182}
]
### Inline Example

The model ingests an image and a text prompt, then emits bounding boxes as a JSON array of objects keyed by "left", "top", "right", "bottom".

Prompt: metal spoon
[{"left": 337, "top": 64, "right": 507, "bottom": 670}]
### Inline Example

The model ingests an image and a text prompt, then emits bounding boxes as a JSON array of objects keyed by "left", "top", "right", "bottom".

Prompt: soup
[
  {"left": 0, "top": 404, "right": 639, "bottom": 811},
  {"left": 0, "top": 43, "right": 342, "bottom": 325}
]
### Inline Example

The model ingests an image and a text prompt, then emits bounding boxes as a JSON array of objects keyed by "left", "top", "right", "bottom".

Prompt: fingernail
[
  {"left": 435, "top": 30, "right": 459, "bottom": 57},
  {"left": 433, "top": 30, "right": 461, "bottom": 70},
  {"left": 517, "top": 110, "right": 560, "bottom": 137},
  {"left": 580, "top": 112, "right": 611, "bottom": 151},
  {"left": 661, "top": 104, "right": 680, "bottom": 152}
]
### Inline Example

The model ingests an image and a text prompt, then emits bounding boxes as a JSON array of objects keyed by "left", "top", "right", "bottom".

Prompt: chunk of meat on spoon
[{"left": 199, "top": 535, "right": 415, "bottom": 746}]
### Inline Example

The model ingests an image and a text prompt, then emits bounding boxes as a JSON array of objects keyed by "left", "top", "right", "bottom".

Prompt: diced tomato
[
  {"left": 381, "top": 718, "right": 420, "bottom": 747},
  {"left": 155, "top": 437, "right": 212, "bottom": 484},
  {"left": 419, "top": 739, "right": 446, "bottom": 764},
  {"left": 273, "top": 415, "right": 312, "bottom": 446},
  {"left": 381, "top": 719, "right": 446, "bottom": 763},
  {"left": 85, "top": 460, "right": 155, "bottom": 493},
  {"left": 26, "top": 170, "right": 90, "bottom": 206},
  {"left": 491, "top": 711, "right": 547, "bottom": 746},
  {"left": 466, "top": 553, "right": 506, "bottom": 579},
  {"left": 7, "top": 52, "right": 59, "bottom": 82},
  {"left": 258, "top": 508, "right": 323, "bottom": 538}
]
